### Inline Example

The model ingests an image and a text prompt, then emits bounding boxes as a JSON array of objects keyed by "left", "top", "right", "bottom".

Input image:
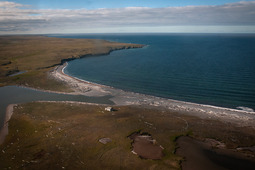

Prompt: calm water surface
[
  {"left": 0, "top": 86, "right": 113, "bottom": 127},
  {"left": 50, "top": 33, "right": 255, "bottom": 110}
]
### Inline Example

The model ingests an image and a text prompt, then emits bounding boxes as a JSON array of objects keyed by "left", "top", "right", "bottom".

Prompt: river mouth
[{"left": 0, "top": 86, "right": 114, "bottom": 128}]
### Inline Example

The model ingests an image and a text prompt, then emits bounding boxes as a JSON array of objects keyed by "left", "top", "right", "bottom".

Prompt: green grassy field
[
  {"left": 0, "top": 36, "right": 143, "bottom": 91},
  {"left": 1, "top": 102, "right": 255, "bottom": 169}
]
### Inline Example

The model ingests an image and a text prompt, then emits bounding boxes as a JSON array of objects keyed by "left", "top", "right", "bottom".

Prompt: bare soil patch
[{"left": 128, "top": 131, "right": 164, "bottom": 160}]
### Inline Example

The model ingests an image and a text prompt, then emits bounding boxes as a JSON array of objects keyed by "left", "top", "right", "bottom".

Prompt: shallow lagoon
[{"left": 0, "top": 86, "right": 114, "bottom": 127}]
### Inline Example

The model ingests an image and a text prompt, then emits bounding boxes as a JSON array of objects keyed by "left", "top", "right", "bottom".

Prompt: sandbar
[{"left": 51, "top": 62, "right": 255, "bottom": 127}]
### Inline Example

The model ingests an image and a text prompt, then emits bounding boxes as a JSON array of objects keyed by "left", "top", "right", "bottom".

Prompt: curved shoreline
[
  {"left": 50, "top": 62, "right": 255, "bottom": 127},
  {"left": 61, "top": 63, "right": 255, "bottom": 115}
]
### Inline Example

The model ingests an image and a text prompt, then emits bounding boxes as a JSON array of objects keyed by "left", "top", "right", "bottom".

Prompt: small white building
[{"left": 105, "top": 107, "right": 113, "bottom": 112}]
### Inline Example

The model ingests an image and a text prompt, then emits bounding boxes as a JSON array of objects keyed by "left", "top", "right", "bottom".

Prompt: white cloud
[
  {"left": 0, "top": 1, "right": 255, "bottom": 33},
  {"left": 0, "top": 1, "right": 24, "bottom": 8}
]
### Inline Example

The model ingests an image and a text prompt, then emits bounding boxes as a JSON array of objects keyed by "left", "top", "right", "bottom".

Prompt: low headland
[
  {"left": 0, "top": 35, "right": 255, "bottom": 169},
  {"left": 0, "top": 35, "right": 144, "bottom": 91}
]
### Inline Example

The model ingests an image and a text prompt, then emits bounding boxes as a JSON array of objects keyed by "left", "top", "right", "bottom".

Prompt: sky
[{"left": 0, "top": 0, "right": 255, "bottom": 34}]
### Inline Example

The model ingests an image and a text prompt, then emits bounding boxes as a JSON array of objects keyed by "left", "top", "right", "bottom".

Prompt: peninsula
[{"left": 0, "top": 35, "right": 144, "bottom": 91}]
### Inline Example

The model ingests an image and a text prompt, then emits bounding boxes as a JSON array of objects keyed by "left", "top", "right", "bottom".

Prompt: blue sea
[{"left": 49, "top": 33, "right": 255, "bottom": 110}]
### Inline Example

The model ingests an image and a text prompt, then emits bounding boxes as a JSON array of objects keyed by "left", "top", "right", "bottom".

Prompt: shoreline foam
[{"left": 49, "top": 63, "right": 255, "bottom": 127}]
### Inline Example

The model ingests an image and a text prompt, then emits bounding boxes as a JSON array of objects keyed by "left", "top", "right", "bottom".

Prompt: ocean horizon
[{"left": 48, "top": 33, "right": 255, "bottom": 111}]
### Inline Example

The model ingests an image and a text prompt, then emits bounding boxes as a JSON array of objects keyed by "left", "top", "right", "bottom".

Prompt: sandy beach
[{"left": 51, "top": 63, "right": 255, "bottom": 127}]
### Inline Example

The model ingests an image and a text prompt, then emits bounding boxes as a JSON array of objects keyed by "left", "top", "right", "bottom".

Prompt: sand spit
[
  {"left": 50, "top": 63, "right": 255, "bottom": 127},
  {"left": 50, "top": 63, "right": 110, "bottom": 96},
  {"left": 0, "top": 104, "right": 16, "bottom": 144},
  {"left": 36, "top": 100, "right": 104, "bottom": 105}
]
